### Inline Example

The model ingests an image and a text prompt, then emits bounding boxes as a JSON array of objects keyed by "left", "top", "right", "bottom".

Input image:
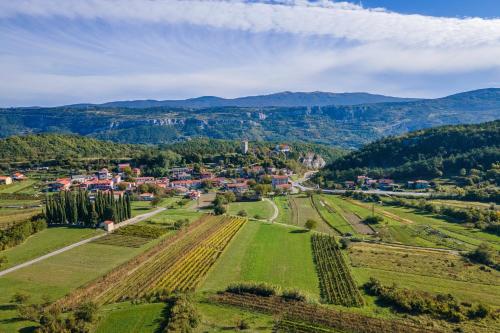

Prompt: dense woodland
[{"left": 317, "top": 120, "right": 500, "bottom": 183}]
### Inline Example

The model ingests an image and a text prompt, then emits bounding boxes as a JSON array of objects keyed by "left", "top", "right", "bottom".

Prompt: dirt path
[
  {"left": 357, "top": 240, "right": 463, "bottom": 255},
  {"left": 346, "top": 199, "right": 414, "bottom": 225},
  {"left": 0, "top": 207, "right": 166, "bottom": 277},
  {"left": 264, "top": 198, "right": 279, "bottom": 222}
]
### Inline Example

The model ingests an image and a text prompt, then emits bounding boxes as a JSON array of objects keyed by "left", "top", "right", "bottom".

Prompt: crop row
[
  {"left": 213, "top": 292, "right": 441, "bottom": 333},
  {"left": 92, "top": 234, "right": 151, "bottom": 248},
  {"left": 153, "top": 216, "right": 246, "bottom": 293},
  {"left": 311, "top": 234, "right": 364, "bottom": 307},
  {"left": 55, "top": 214, "right": 215, "bottom": 309},
  {"left": 97, "top": 215, "right": 241, "bottom": 303}
]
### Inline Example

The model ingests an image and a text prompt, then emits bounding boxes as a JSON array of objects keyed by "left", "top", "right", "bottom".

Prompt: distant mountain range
[
  {"left": 1, "top": 88, "right": 499, "bottom": 148},
  {"left": 69, "top": 91, "right": 417, "bottom": 108}
]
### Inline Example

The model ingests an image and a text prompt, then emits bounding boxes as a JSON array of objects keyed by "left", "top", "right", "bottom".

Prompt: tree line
[
  {"left": 0, "top": 214, "right": 46, "bottom": 251},
  {"left": 45, "top": 190, "right": 131, "bottom": 226}
]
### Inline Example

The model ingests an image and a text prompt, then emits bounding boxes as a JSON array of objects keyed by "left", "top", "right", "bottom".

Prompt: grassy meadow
[{"left": 227, "top": 200, "right": 274, "bottom": 220}]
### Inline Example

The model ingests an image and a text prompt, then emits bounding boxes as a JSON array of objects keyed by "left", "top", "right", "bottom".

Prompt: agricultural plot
[
  {"left": 312, "top": 195, "right": 355, "bottom": 235},
  {"left": 213, "top": 292, "right": 439, "bottom": 333},
  {"left": 0, "top": 207, "right": 41, "bottom": 229},
  {"left": 289, "top": 195, "right": 332, "bottom": 234},
  {"left": 92, "top": 234, "right": 152, "bottom": 248},
  {"left": 140, "top": 206, "right": 203, "bottom": 228},
  {"left": 273, "top": 195, "right": 292, "bottom": 224},
  {"left": 201, "top": 221, "right": 320, "bottom": 296},
  {"left": 348, "top": 243, "right": 500, "bottom": 307},
  {"left": 321, "top": 196, "right": 374, "bottom": 235},
  {"left": 152, "top": 216, "right": 246, "bottom": 293},
  {"left": 0, "top": 179, "right": 39, "bottom": 194},
  {"left": 311, "top": 234, "right": 363, "bottom": 307},
  {"left": 95, "top": 302, "right": 166, "bottom": 333},
  {"left": 0, "top": 226, "right": 103, "bottom": 269},
  {"left": 58, "top": 215, "right": 245, "bottom": 306},
  {"left": 228, "top": 200, "right": 274, "bottom": 220}
]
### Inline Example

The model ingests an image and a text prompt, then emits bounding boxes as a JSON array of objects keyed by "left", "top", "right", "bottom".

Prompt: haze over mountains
[{"left": 1, "top": 88, "right": 499, "bottom": 148}]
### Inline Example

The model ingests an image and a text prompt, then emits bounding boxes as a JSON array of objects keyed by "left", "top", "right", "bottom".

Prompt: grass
[
  {"left": 130, "top": 200, "right": 156, "bottom": 217},
  {"left": 273, "top": 195, "right": 292, "bottom": 224},
  {"left": 313, "top": 195, "right": 356, "bottom": 235},
  {"left": 0, "top": 208, "right": 42, "bottom": 229},
  {"left": 289, "top": 195, "right": 333, "bottom": 234},
  {"left": 347, "top": 242, "right": 500, "bottom": 307},
  {"left": 0, "top": 241, "right": 156, "bottom": 332},
  {"left": 227, "top": 200, "right": 274, "bottom": 220},
  {"left": 196, "top": 300, "right": 274, "bottom": 332},
  {"left": 95, "top": 302, "right": 166, "bottom": 333},
  {"left": 0, "top": 226, "right": 103, "bottom": 269},
  {"left": 0, "top": 180, "right": 39, "bottom": 194},
  {"left": 139, "top": 206, "right": 203, "bottom": 228},
  {"left": 201, "top": 220, "right": 320, "bottom": 298}
]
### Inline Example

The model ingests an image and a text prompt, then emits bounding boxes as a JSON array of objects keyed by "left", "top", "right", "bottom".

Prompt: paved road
[
  {"left": 0, "top": 207, "right": 166, "bottom": 277},
  {"left": 264, "top": 198, "right": 279, "bottom": 222},
  {"left": 293, "top": 180, "right": 431, "bottom": 198}
]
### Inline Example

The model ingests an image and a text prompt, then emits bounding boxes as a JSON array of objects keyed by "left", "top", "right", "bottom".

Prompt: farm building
[
  {"left": 0, "top": 176, "right": 12, "bottom": 185},
  {"left": 102, "top": 220, "right": 115, "bottom": 232}
]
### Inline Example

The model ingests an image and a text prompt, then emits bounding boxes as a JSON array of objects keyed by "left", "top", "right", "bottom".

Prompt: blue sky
[{"left": 1, "top": 0, "right": 500, "bottom": 106}]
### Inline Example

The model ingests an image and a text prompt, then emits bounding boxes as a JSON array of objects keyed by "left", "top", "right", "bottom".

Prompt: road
[
  {"left": 0, "top": 207, "right": 166, "bottom": 277},
  {"left": 292, "top": 172, "right": 430, "bottom": 198}
]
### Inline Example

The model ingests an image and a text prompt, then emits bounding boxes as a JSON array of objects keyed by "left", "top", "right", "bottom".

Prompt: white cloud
[
  {"left": 1, "top": 0, "right": 500, "bottom": 47},
  {"left": 0, "top": 0, "right": 499, "bottom": 106}
]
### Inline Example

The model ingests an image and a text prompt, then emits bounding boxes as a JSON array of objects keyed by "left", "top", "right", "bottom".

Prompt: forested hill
[
  {"left": 317, "top": 120, "right": 500, "bottom": 181},
  {"left": 161, "top": 138, "right": 345, "bottom": 163},
  {"left": 0, "top": 134, "right": 142, "bottom": 163},
  {"left": 1, "top": 88, "right": 499, "bottom": 148}
]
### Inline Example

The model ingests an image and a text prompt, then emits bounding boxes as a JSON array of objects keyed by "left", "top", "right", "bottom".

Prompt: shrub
[
  {"left": 237, "top": 210, "right": 247, "bottom": 217},
  {"left": 226, "top": 282, "right": 280, "bottom": 297},
  {"left": 11, "top": 292, "right": 30, "bottom": 305},
  {"left": 362, "top": 215, "right": 384, "bottom": 225},
  {"left": 236, "top": 318, "right": 250, "bottom": 330},
  {"left": 339, "top": 237, "right": 351, "bottom": 249},
  {"left": 281, "top": 289, "right": 307, "bottom": 302},
  {"left": 305, "top": 219, "right": 317, "bottom": 230}
]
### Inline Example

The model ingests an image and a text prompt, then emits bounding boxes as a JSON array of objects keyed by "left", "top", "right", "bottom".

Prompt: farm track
[
  {"left": 310, "top": 196, "right": 343, "bottom": 235},
  {"left": 328, "top": 199, "right": 374, "bottom": 235}
]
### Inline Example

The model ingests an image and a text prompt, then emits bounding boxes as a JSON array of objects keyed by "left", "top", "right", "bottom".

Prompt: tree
[
  {"left": 467, "top": 242, "right": 497, "bottom": 268},
  {"left": 363, "top": 215, "right": 384, "bottom": 225},
  {"left": 305, "top": 219, "right": 317, "bottom": 230},
  {"left": 151, "top": 196, "right": 162, "bottom": 207},
  {"left": 214, "top": 204, "right": 226, "bottom": 215}
]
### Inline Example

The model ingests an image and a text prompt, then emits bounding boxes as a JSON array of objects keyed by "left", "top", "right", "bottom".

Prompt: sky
[{"left": 1, "top": 0, "right": 500, "bottom": 107}]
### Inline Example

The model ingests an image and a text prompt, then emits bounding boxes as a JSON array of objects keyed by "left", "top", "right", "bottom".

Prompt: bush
[
  {"left": 362, "top": 215, "right": 384, "bottom": 225},
  {"left": 173, "top": 218, "right": 189, "bottom": 230},
  {"left": 281, "top": 289, "right": 307, "bottom": 302},
  {"left": 466, "top": 243, "right": 498, "bottom": 269},
  {"left": 236, "top": 318, "right": 250, "bottom": 330},
  {"left": 305, "top": 219, "right": 317, "bottom": 230},
  {"left": 237, "top": 210, "right": 247, "bottom": 217},
  {"left": 226, "top": 282, "right": 280, "bottom": 297},
  {"left": 339, "top": 237, "right": 351, "bottom": 249},
  {"left": 214, "top": 204, "right": 226, "bottom": 215}
]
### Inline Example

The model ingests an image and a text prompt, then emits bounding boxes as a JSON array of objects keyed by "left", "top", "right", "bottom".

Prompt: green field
[
  {"left": 0, "top": 179, "right": 39, "bottom": 194},
  {"left": 289, "top": 195, "right": 335, "bottom": 234},
  {"left": 201, "top": 220, "right": 320, "bottom": 297},
  {"left": 1, "top": 226, "right": 103, "bottom": 269},
  {"left": 272, "top": 195, "right": 292, "bottom": 224},
  {"left": 139, "top": 206, "right": 203, "bottom": 228},
  {"left": 313, "top": 195, "right": 356, "bottom": 235},
  {"left": 0, "top": 239, "right": 158, "bottom": 332},
  {"left": 95, "top": 302, "right": 166, "bottom": 333},
  {"left": 227, "top": 200, "right": 274, "bottom": 220}
]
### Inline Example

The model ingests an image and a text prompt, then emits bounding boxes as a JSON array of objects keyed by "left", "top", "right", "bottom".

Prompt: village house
[
  {"left": 118, "top": 163, "right": 130, "bottom": 172},
  {"left": 378, "top": 179, "right": 395, "bottom": 191},
  {"left": 171, "top": 167, "right": 192, "bottom": 180},
  {"left": 70, "top": 174, "right": 87, "bottom": 183},
  {"left": 82, "top": 179, "right": 114, "bottom": 191},
  {"left": 97, "top": 168, "right": 110, "bottom": 180},
  {"left": 407, "top": 180, "right": 430, "bottom": 189},
  {"left": 50, "top": 178, "right": 71, "bottom": 191},
  {"left": 225, "top": 182, "right": 249, "bottom": 194},
  {"left": 12, "top": 172, "right": 26, "bottom": 181},
  {"left": 139, "top": 192, "right": 155, "bottom": 201},
  {"left": 187, "top": 190, "right": 201, "bottom": 200},
  {"left": 0, "top": 176, "right": 12, "bottom": 185},
  {"left": 102, "top": 220, "right": 115, "bottom": 232},
  {"left": 132, "top": 168, "right": 141, "bottom": 176},
  {"left": 135, "top": 176, "right": 156, "bottom": 185},
  {"left": 344, "top": 181, "right": 356, "bottom": 189},
  {"left": 271, "top": 175, "right": 289, "bottom": 189},
  {"left": 275, "top": 143, "right": 291, "bottom": 153}
]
